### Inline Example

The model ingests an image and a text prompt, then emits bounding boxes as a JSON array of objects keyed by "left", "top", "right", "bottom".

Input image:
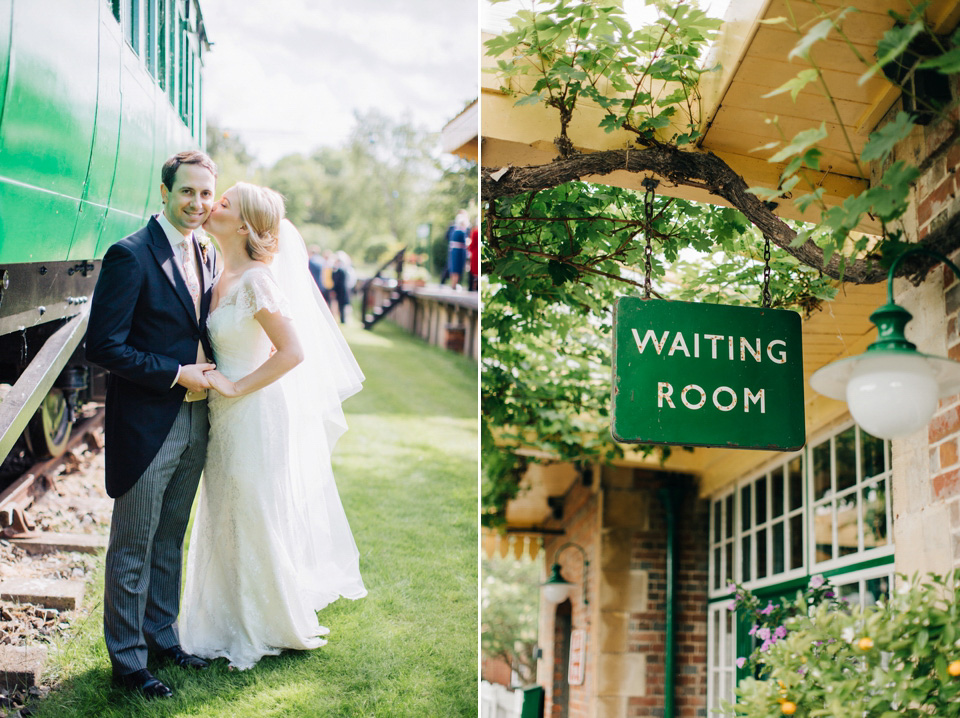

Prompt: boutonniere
[{"left": 197, "top": 233, "right": 212, "bottom": 264}]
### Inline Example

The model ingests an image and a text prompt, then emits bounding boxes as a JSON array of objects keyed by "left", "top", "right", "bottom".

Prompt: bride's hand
[{"left": 204, "top": 369, "right": 242, "bottom": 398}]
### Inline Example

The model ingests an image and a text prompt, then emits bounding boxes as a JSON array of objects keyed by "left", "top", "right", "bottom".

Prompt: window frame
[
  {"left": 707, "top": 601, "right": 738, "bottom": 715},
  {"left": 706, "top": 419, "right": 895, "bottom": 711},
  {"left": 806, "top": 422, "right": 893, "bottom": 574},
  {"left": 708, "top": 449, "right": 807, "bottom": 599}
]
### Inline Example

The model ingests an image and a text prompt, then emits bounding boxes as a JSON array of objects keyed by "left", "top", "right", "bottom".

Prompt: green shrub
[{"left": 726, "top": 572, "right": 960, "bottom": 717}]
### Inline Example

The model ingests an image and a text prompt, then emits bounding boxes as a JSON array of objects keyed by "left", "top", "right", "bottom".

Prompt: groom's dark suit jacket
[{"left": 87, "top": 216, "right": 217, "bottom": 498}]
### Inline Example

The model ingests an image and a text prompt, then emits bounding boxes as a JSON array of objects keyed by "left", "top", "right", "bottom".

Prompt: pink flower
[
  {"left": 727, "top": 600, "right": 737, "bottom": 611},
  {"left": 760, "top": 601, "right": 774, "bottom": 615},
  {"left": 737, "top": 657, "right": 747, "bottom": 668},
  {"left": 810, "top": 574, "right": 825, "bottom": 589},
  {"left": 748, "top": 624, "right": 758, "bottom": 636},
  {"left": 774, "top": 625, "right": 788, "bottom": 639},
  {"left": 756, "top": 626, "right": 771, "bottom": 641}
]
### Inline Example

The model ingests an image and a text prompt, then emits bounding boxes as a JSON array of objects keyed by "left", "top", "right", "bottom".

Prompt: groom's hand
[{"left": 177, "top": 363, "right": 216, "bottom": 392}]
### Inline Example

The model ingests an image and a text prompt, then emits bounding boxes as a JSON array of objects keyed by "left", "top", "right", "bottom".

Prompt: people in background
[
  {"left": 446, "top": 210, "right": 469, "bottom": 290},
  {"left": 332, "top": 250, "right": 355, "bottom": 324},
  {"left": 308, "top": 245, "right": 323, "bottom": 289},
  {"left": 467, "top": 218, "right": 479, "bottom": 292}
]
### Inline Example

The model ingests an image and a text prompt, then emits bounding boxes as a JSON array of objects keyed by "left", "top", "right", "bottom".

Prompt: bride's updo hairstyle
[{"left": 234, "top": 182, "right": 286, "bottom": 263}]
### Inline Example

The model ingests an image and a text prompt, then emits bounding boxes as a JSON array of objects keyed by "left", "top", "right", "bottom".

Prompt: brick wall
[
  {"left": 538, "top": 464, "right": 709, "bottom": 718},
  {"left": 623, "top": 473, "right": 709, "bottom": 718},
  {"left": 926, "top": 258, "right": 960, "bottom": 566},
  {"left": 881, "top": 92, "right": 960, "bottom": 573},
  {"left": 482, "top": 656, "right": 514, "bottom": 687},
  {"left": 540, "top": 468, "right": 599, "bottom": 718},
  {"left": 552, "top": 600, "right": 573, "bottom": 717}
]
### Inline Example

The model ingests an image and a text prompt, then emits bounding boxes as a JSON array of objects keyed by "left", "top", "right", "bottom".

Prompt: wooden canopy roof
[{"left": 481, "top": 0, "right": 960, "bottom": 534}]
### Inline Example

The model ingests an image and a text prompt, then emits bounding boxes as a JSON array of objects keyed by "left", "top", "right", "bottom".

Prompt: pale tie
[
  {"left": 180, "top": 238, "right": 201, "bottom": 315},
  {"left": 179, "top": 237, "right": 207, "bottom": 402}
]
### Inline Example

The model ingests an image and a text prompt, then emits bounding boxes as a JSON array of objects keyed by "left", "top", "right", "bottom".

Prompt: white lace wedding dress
[{"left": 180, "top": 266, "right": 367, "bottom": 670}]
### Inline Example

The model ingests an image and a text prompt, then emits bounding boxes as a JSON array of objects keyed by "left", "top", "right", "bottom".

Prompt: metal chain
[
  {"left": 762, "top": 234, "right": 772, "bottom": 308},
  {"left": 641, "top": 178, "right": 659, "bottom": 299}
]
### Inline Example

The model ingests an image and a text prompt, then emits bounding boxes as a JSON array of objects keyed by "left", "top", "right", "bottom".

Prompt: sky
[{"left": 199, "top": 0, "right": 478, "bottom": 165}]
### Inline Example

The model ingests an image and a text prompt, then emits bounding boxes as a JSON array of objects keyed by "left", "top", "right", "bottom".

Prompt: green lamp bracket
[{"left": 868, "top": 248, "right": 960, "bottom": 354}]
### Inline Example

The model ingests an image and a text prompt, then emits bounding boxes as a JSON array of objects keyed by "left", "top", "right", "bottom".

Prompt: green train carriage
[{"left": 0, "top": 0, "right": 208, "bottom": 470}]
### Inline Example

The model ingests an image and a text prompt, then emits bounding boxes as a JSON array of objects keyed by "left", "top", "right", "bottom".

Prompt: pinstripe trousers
[{"left": 103, "top": 400, "right": 208, "bottom": 676}]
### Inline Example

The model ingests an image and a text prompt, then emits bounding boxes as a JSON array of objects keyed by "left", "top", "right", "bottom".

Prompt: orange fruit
[
  {"left": 858, "top": 637, "right": 874, "bottom": 650},
  {"left": 781, "top": 700, "right": 797, "bottom": 715},
  {"left": 949, "top": 660, "right": 960, "bottom": 677}
]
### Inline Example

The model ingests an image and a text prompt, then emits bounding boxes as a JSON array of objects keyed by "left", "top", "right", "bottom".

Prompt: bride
[{"left": 180, "top": 182, "right": 367, "bottom": 670}]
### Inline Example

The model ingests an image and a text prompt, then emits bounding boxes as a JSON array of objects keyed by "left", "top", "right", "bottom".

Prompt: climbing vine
[{"left": 481, "top": 0, "right": 960, "bottom": 525}]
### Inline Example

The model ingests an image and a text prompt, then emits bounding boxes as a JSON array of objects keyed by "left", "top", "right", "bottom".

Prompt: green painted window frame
[
  {"left": 145, "top": 0, "right": 158, "bottom": 80},
  {"left": 125, "top": 0, "right": 142, "bottom": 57},
  {"left": 706, "top": 420, "right": 895, "bottom": 711}
]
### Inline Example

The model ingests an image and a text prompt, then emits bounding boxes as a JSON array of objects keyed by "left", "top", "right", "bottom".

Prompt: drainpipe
[{"left": 658, "top": 485, "right": 680, "bottom": 718}]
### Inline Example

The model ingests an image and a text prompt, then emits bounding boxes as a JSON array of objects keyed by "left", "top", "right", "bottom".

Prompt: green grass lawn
[{"left": 31, "top": 321, "right": 478, "bottom": 718}]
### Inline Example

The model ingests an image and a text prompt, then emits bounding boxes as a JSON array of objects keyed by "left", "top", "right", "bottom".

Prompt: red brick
[
  {"left": 947, "top": 142, "right": 960, "bottom": 170},
  {"left": 942, "top": 440, "right": 960, "bottom": 468},
  {"left": 929, "top": 176, "right": 955, "bottom": 208},
  {"left": 933, "top": 468, "right": 960, "bottom": 500},
  {"left": 929, "top": 405, "right": 960, "bottom": 443},
  {"left": 939, "top": 392, "right": 960, "bottom": 410}
]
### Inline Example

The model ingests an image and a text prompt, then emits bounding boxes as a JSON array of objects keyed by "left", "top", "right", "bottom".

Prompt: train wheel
[{"left": 24, "top": 388, "right": 71, "bottom": 459}]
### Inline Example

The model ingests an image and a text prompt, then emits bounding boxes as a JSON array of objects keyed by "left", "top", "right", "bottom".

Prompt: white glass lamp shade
[
  {"left": 811, "top": 350, "right": 960, "bottom": 440},
  {"left": 542, "top": 562, "right": 575, "bottom": 605},
  {"left": 542, "top": 580, "right": 574, "bottom": 605},
  {"left": 845, "top": 352, "right": 938, "bottom": 439}
]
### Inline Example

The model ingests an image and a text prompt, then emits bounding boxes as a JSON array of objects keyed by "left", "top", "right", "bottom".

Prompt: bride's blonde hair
[{"left": 234, "top": 182, "right": 286, "bottom": 263}]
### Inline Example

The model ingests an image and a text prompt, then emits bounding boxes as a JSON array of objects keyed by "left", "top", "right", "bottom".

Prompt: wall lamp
[
  {"left": 811, "top": 248, "right": 960, "bottom": 439},
  {"left": 541, "top": 542, "right": 589, "bottom": 606}
]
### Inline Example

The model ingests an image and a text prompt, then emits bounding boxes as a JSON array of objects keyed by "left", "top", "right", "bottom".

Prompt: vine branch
[{"left": 483, "top": 145, "right": 960, "bottom": 285}]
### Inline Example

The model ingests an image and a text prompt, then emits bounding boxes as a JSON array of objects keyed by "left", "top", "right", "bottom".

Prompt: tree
[
  {"left": 206, "top": 122, "right": 261, "bottom": 190},
  {"left": 336, "top": 110, "right": 444, "bottom": 256},
  {"left": 206, "top": 114, "right": 476, "bottom": 272},
  {"left": 261, "top": 153, "right": 333, "bottom": 228},
  {"left": 483, "top": 0, "right": 960, "bottom": 282},
  {"left": 480, "top": 0, "right": 960, "bottom": 523},
  {"left": 481, "top": 556, "right": 541, "bottom": 685}
]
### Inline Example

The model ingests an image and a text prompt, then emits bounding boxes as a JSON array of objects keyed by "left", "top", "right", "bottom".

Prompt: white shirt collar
[{"left": 155, "top": 212, "right": 193, "bottom": 251}]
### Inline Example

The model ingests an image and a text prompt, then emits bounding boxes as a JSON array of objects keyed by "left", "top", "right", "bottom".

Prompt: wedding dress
[{"left": 181, "top": 221, "right": 366, "bottom": 670}]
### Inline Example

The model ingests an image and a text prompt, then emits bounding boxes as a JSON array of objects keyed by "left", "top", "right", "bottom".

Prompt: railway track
[{"left": 0, "top": 407, "right": 106, "bottom": 540}]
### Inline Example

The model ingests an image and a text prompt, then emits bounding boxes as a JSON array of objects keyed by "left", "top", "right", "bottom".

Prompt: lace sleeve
[{"left": 235, "top": 268, "right": 291, "bottom": 321}]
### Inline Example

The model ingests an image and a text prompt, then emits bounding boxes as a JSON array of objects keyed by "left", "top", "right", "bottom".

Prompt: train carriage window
[
  {"left": 168, "top": 1, "right": 178, "bottom": 105},
  {"left": 126, "top": 0, "right": 137, "bottom": 54},
  {"left": 177, "top": 10, "right": 187, "bottom": 121},
  {"left": 157, "top": 0, "right": 167, "bottom": 90},
  {"left": 146, "top": 0, "right": 159, "bottom": 79},
  {"left": 180, "top": 20, "right": 197, "bottom": 130},
  {"left": 192, "top": 46, "right": 200, "bottom": 138},
  {"left": 180, "top": 25, "right": 189, "bottom": 124},
  {"left": 197, "top": 73, "right": 204, "bottom": 142}
]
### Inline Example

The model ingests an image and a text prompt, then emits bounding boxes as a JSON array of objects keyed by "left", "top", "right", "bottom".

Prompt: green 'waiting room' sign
[{"left": 611, "top": 298, "right": 805, "bottom": 451}]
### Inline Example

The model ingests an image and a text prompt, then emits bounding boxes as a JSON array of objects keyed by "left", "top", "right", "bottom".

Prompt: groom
[{"left": 87, "top": 150, "right": 219, "bottom": 699}]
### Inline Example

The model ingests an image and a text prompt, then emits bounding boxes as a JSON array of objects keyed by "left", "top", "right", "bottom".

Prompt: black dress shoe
[
  {"left": 113, "top": 669, "right": 174, "bottom": 699},
  {"left": 158, "top": 645, "right": 210, "bottom": 670}
]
